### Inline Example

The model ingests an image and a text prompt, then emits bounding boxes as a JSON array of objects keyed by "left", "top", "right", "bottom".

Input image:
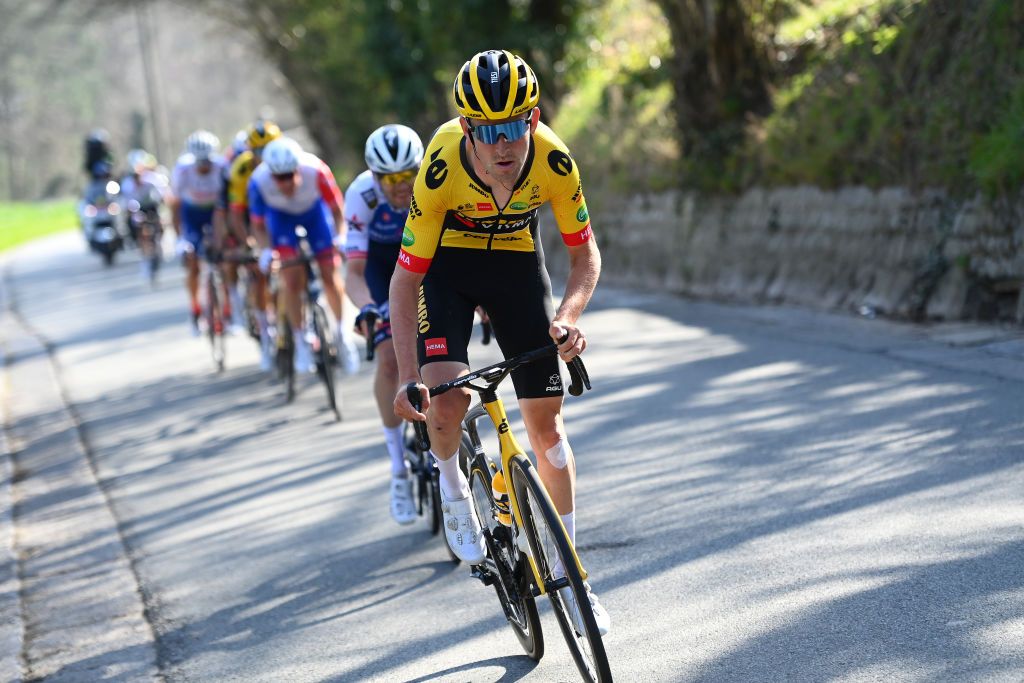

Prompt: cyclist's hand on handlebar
[
  {"left": 354, "top": 303, "right": 380, "bottom": 338},
  {"left": 550, "top": 320, "right": 587, "bottom": 361},
  {"left": 395, "top": 382, "right": 429, "bottom": 422},
  {"left": 258, "top": 248, "right": 273, "bottom": 274}
]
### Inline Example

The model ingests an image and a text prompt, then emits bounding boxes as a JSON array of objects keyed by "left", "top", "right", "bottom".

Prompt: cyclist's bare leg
[
  {"left": 420, "top": 360, "right": 471, "bottom": 494},
  {"left": 316, "top": 255, "right": 345, "bottom": 322},
  {"left": 375, "top": 338, "right": 402, "bottom": 429},
  {"left": 222, "top": 262, "right": 239, "bottom": 318},
  {"left": 520, "top": 397, "right": 576, "bottom": 515},
  {"left": 281, "top": 264, "right": 306, "bottom": 330},
  {"left": 185, "top": 253, "right": 200, "bottom": 312}
]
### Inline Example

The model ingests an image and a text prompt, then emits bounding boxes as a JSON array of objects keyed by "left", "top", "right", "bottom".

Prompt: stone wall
[{"left": 541, "top": 186, "right": 1024, "bottom": 323}]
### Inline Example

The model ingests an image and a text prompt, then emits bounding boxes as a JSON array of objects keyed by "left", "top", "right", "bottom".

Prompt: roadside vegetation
[
  {"left": 4, "top": 0, "right": 1021, "bottom": 204},
  {"left": 0, "top": 200, "right": 77, "bottom": 252}
]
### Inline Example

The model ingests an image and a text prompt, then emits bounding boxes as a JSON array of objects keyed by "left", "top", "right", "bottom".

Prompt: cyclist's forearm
[
  {"left": 251, "top": 218, "right": 270, "bottom": 249},
  {"left": 343, "top": 261, "right": 374, "bottom": 309},
  {"left": 389, "top": 268, "right": 423, "bottom": 383},
  {"left": 555, "top": 239, "right": 602, "bottom": 323},
  {"left": 212, "top": 208, "right": 227, "bottom": 249},
  {"left": 170, "top": 199, "right": 182, "bottom": 235},
  {"left": 228, "top": 208, "right": 248, "bottom": 242}
]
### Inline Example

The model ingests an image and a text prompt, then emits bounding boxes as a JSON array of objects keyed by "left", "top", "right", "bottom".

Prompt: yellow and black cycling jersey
[
  {"left": 228, "top": 150, "right": 259, "bottom": 211},
  {"left": 397, "top": 118, "right": 593, "bottom": 274}
]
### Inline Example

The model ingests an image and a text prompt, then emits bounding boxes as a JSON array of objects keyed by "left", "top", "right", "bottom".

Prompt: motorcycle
[{"left": 79, "top": 179, "right": 126, "bottom": 266}]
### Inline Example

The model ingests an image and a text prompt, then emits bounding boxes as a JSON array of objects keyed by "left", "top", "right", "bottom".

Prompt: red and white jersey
[
  {"left": 248, "top": 152, "right": 343, "bottom": 217},
  {"left": 170, "top": 153, "right": 226, "bottom": 208}
]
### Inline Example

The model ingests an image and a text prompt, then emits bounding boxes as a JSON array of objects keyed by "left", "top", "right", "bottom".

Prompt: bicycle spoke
[
  {"left": 510, "top": 456, "right": 611, "bottom": 682},
  {"left": 468, "top": 463, "right": 543, "bottom": 659}
]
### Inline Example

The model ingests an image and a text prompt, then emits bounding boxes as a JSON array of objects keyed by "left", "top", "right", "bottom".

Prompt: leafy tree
[
  {"left": 651, "top": 0, "right": 795, "bottom": 189},
  {"left": 109, "top": 0, "right": 593, "bottom": 166}
]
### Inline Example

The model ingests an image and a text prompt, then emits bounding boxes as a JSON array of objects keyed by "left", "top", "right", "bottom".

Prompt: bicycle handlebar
[
  {"left": 405, "top": 337, "right": 591, "bottom": 452},
  {"left": 362, "top": 311, "right": 380, "bottom": 361}
]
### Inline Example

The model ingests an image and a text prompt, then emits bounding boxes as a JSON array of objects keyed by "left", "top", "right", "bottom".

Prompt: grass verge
[{"left": 0, "top": 199, "right": 78, "bottom": 252}]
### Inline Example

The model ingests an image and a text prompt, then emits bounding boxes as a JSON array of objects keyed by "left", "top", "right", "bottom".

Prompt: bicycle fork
[{"left": 467, "top": 394, "right": 588, "bottom": 595}]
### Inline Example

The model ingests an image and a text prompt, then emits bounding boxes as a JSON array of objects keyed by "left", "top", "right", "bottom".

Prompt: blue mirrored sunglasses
[{"left": 468, "top": 117, "right": 530, "bottom": 145}]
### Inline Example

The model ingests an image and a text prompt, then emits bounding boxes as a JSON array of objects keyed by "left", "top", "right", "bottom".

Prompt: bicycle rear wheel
[
  {"left": 509, "top": 455, "right": 611, "bottom": 682},
  {"left": 310, "top": 301, "right": 340, "bottom": 421},
  {"left": 467, "top": 444, "right": 543, "bottom": 660}
]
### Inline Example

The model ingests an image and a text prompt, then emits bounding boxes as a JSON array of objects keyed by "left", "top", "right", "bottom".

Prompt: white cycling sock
[
  {"left": 560, "top": 511, "right": 576, "bottom": 546},
  {"left": 229, "top": 288, "right": 244, "bottom": 322},
  {"left": 383, "top": 425, "right": 407, "bottom": 477},
  {"left": 551, "top": 511, "right": 575, "bottom": 580},
  {"left": 256, "top": 310, "right": 269, "bottom": 338},
  {"left": 432, "top": 448, "right": 468, "bottom": 499}
]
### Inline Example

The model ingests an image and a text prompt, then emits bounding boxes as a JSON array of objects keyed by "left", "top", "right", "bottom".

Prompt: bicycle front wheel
[
  {"left": 277, "top": 316, "right": 295, "bottom": 402},
  {"left": 206, "top": 272, "right": 225, "bottom": 372},
  {"left": 310, "top": 302, "right": 340, "bottom": 420},
  {"left": 509, "top": 455, "right": 611, "bottom": 682},
  {"left": 468, "top": 446, "right": 542, "bottom": 660}
]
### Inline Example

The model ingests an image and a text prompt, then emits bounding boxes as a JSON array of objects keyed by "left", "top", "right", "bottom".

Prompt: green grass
[{"left": 0, "top": 199, "right": 78, "bottom": 252}]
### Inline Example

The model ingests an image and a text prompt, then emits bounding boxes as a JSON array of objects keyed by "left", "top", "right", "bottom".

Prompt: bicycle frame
[
  {"left": 412, "top": 343, "right": 592, "bottom": 594},
  {"left": 466, "top": 390, "right": 587, "bottom": 594}
]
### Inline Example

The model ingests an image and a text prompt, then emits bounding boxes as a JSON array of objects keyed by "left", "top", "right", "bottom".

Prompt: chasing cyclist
[
  {"left": 169, "top": 130, "right": 227, "bottom": 335},
  {"left": 248, "top": 136, "right": 352, "bottom": 374},
  {"left": 343, "top": 124, "right": 424, "bottom": 524},
  {"left": 227, "top": 119, "right": 281, "bottom": 370},
  {"left": 390, "top": 49, "right": 609, "bottom": 634}
]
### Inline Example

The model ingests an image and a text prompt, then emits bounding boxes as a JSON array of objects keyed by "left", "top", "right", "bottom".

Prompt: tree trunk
[{"left": 654, "top": 0, "right": 775, "bottom": 186}]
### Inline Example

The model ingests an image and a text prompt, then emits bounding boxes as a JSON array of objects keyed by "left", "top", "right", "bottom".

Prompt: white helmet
[
  {"left": 262, "top": 136, "right": 302, "bottom": 174},
  {"left": 364, "top": 124, "right": 423, "bottom": 174},
  {"left": 126, "top": 148, "right": 151, "bottom": 171},
  {"left": 185, "top": 130, "right": 219, "bottom": 161}
]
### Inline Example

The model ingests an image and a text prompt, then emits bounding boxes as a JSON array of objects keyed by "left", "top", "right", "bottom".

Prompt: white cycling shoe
[
  {"left": 293, "top": 338, "right": 316, "bottom": 374},
  {"left": 336, "top": 327, "right": 361, "bottom": 375},
  {"left": 390, "top": 477, "right": 417, "bottom": 526},
  {"left": 562, "top": 581, "right": 611, "bottom": 637},
  {"left": 439, "top": 487, "right": 486, "bottom": 564},
  {"left": 258, "top": 336, "right": 274, "bottom": 373}
]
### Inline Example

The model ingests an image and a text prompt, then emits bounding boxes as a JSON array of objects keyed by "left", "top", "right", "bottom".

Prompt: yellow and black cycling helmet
[
  {"left": 453, "top": 49, "right": 539, "bottom": 121},
  {"left": 247, "top": 120, "right": 281, "bottom": 150}
]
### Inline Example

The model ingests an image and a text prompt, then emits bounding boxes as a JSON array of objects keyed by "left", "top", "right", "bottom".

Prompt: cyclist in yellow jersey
[
  {"left": 227, "top": 120, "right": 280, "bottom": 370},
  {"left": 391, "top": 49, "right": 609, "bottom": 635}
]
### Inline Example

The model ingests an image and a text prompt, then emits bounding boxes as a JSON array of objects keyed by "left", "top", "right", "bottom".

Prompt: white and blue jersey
[
  {"left": 247, "top": 152, "right": 344, "bottom": 256},
  {"left": 171, "top": 153, "right": 226, "bottom": 251},
  {"left": 343, "top": 169, "right": 409, "bottom": 304}
]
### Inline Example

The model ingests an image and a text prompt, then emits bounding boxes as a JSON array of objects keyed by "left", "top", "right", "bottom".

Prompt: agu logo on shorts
[{"left": 424, "top": 337, "right": 448, "bottom": 357}]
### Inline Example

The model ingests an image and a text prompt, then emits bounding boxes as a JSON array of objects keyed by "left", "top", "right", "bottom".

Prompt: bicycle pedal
[{"left": 470, "top": 565, "right": 495, "bottom": 586}]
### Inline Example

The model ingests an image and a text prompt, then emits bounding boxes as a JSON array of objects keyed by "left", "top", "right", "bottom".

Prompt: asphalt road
[{"left": 4, "top": 231, "right": 1024, "bottom": 682}]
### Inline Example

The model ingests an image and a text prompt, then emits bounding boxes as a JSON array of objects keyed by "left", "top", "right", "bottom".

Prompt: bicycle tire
[
  {"left": 206, "top": 271, "right": 225, "bottom": 372},
  {"left": 509, "top": 455, "right": 611, "bottom": 681},
  {"left": 277, "top": 316, "right": 295, "bottom": 402},
  {"left": 466, "top": 445, "right": 543, "bottom": 661},
  {"left": 311, "top": 302, "right": 340, "bottom": 421}
]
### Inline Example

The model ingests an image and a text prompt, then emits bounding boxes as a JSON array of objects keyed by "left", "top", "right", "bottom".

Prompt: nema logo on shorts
[
  {"left": 402, "top": 227, "right": 415, "bottom": 246},
  {"left": 424, "top": 337, "right": 448, "bottom": 357}
]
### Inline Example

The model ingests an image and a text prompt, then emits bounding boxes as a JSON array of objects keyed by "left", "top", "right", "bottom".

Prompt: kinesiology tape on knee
[{"left": 545, "top": 439, "right": 573, "bottom": 470}]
